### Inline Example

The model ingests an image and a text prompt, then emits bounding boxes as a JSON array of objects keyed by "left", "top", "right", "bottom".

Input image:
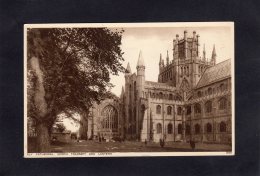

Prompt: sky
[
  {"left": 110, "top": 25, "right": 233, "bottom": 97},
  {"left": 62, "top": 23, "right": 234, "bottom": 132}
]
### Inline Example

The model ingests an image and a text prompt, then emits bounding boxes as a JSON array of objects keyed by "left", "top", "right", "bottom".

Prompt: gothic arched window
[
  {"left": 208, "top": 87, "right": 212, "bottom": 95},
  {"left": 167, "top": 123, "right": 173, "bottom": 134},
  {"left": 178, "top": 124, "right": 182, "bottom": 134},
  {"left": 194, "top": 103, "right": 201, "bottom": 114},
  {"left": 197, "top": 91, "right": 202, "bottom": 97},
  {"left": 206, "top": 123, "right": 212, "bottom": 133},
  {"left": 101, "top": 105, "right": 118, "bottom": 132},
  {"left": 177, "top": 107, "right": 182, "bottom": 115},
  {"left": 220, "top": 121, "right": 227, "bottom": 132},
  {"left": 159, "top": 92, "right": 163, "bottom": 99},
  {"left": 195, "top": 124, "right": 201, "bottom": 134},
  {"left": 167, "top": 106, "right": 172, "bottom": 115},
  {"left": 186, "top": 106, "right": 191, "bottom": 115},
  {"left": 169, "top": 94, "right": 173, "bottom": 100},
  {"left": 156, "top": 123, "right": 162, "bottom": 134},
  {"left": 186, "top": 124, "right": 191, "bottom": 135},
  {"left": 219, "top": 97, "right": 227, "bottom": 110},
  {"left": 156, "top": 105, "right": 161, "bottom": 114},
  {"left": 205, "top": 101, "right": 212, "bottom": 113},
  {"left": 220, "top": 83, "right": 225, "bottom": 91}
]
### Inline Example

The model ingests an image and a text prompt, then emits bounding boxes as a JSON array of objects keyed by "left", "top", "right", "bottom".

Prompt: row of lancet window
[
  {"left": 156, "top": 121, "right": 227, "bottom": 135},
  {"left": 151, "top": 92, "right": 182, "bottom": 101},
  {"left": 156, "top": 121, "right": 227, "bottom": 134},
  {"left": 197, "top": 83, "right": 227, "bottom": 97},
  {"left": 162, "top": 71, "right": 172, "bottom": 82},
  {"left": 181, "top": 66, "right": 189, "bottom": 76},
  {"left": 194, "top": 97, "right": 228, "bottom": 114},
  {"left": 156, "top": 98, "right": 227, "bottom": 115},
  {"left": 156, "top": 105, "right": 173, "bottom": 115},
  {"left": 156, "top": 123, "right": 173, "bottom": 134}
]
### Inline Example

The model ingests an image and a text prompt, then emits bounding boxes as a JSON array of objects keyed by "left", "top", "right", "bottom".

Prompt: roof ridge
[
  {"left": 196, "top": 59, "right": 231, "bottom": 88},
  {"left": 214, "top": 58, "right": 231, "bottom": 65}
]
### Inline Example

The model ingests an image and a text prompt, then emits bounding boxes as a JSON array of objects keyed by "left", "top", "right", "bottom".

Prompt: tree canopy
[{"left": 27, "top": 27, "right": 125, "bottom": 125}]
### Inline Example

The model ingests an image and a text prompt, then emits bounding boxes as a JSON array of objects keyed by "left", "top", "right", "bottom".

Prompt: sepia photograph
[{"left": 24, "top": 22, "right": 234, "bottom": 157}]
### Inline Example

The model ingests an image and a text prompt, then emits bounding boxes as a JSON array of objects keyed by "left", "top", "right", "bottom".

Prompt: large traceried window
[
  {"left": 156, "top": 123, "right": 162, "bottom": 134},
  {"left": 101, "top": 105, "right": 118, "bottom": 132}
]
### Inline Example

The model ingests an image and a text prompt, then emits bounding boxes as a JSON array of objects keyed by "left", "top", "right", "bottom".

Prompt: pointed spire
[
  {"left": 203, "top": 44, "right": 206, "bottom": 61},
  {"left": 125, "top": 62, "right": 131, "bottom": 74},
  {"left": 166, "top": 50, "right": 169, "bottom": 65},
  {"left": 137, "top": 50, "right": 145, "bottom": 67},
  {"left": 212, "top": 44, "right": 216, "bottom": 57},
  {"left": 159, "top": 53, "right": 162, "bottom": 64},
  {"left": 211, "top": 44, "right": 216, "bottom": 65},
  {"left": 162, "top": 58, "right": 165, "bottom": 66}
]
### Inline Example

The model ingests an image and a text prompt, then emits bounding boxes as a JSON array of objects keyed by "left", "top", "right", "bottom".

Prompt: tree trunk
[
  {"left": 79, "top": 111, "right": 89, "bottom": 140},
  {"left": 30, "top": 56, "right": 51, "bottom": 152},
  {"left": 36, "top": 123, "right": 51, "bottom": 152}
]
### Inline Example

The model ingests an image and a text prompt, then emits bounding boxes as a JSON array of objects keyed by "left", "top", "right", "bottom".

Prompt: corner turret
[{"left": 137, "top": 51, "right": 145, "bottom": 68}]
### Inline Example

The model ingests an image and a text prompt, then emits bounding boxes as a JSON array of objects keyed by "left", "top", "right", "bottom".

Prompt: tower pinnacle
[
  {"left": 166, "top": 50, "right": 169, "bottom": 65},
  {"left": 125, "top": 62, "right": 132, "bottom": 74},
  {"left": 159, "top": 53, "right": 162, "bottom": 64},
  {"left": 211, "top": 44, "right": 216, "bottom": 65},
  {"left": 137, "top": 50, "right": 145, "bottom": 67},
  {"left": 203, "top": 44, "right": 206, "bottom": 61}
]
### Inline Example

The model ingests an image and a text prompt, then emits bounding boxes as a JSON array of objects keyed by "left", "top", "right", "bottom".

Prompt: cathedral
[{"left": 84, "top": 30, "right": 232, "bottom": 144}]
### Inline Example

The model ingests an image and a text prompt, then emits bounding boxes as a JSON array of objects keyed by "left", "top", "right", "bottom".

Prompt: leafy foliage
[
  {"left": 53, "top": 123, "right": 66, "bottom": 133},
  {"left": 27, "top": 28, "right": 125, "bottom": 124}
]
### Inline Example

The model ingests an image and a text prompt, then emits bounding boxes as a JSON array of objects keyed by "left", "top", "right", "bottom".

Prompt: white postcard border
[{"left": 24, "top": 22, "right": 235, "bottom": 158}]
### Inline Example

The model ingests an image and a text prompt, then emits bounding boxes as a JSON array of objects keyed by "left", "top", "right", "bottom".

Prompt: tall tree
[{"left": 27, "top": 28, "right": 124, "bottom": 152}]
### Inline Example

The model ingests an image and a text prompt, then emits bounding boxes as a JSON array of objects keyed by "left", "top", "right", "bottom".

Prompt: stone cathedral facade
[{"left": 85, "top": 30, "right": 232, "bottom": 144}]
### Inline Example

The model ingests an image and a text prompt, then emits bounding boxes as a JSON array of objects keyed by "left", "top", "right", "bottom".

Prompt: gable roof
[{"left": 196, "top": 59, "right": 231, "bottom": 88}]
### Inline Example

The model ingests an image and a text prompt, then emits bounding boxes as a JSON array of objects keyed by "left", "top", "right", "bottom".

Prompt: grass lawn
[{"left": 49, "top": 140, "right": 232, "bottom": 153}]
